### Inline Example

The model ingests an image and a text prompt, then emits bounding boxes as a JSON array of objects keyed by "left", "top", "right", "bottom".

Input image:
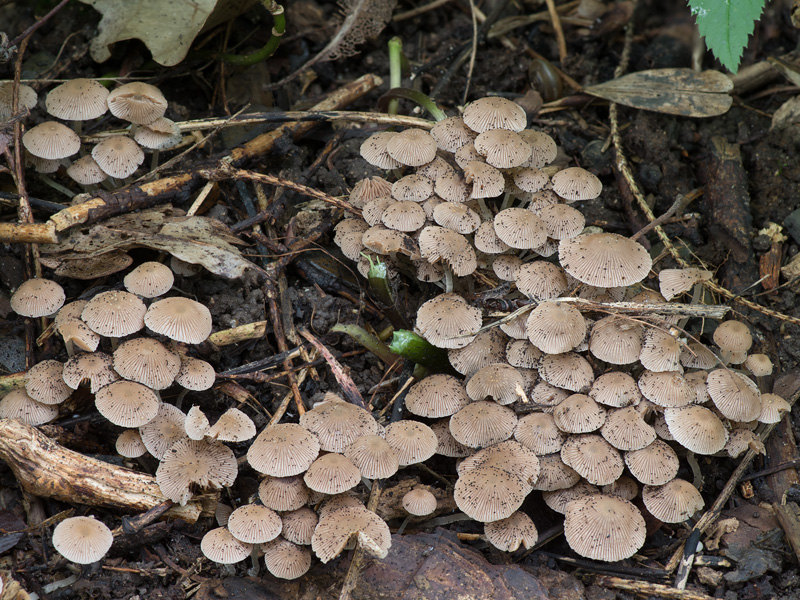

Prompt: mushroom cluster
[
  {"left": 0, "top": 79, "right": 180, "bottom": 185},
  {"left": 332, "top": 96, "right": 791, "bottom": 561}
]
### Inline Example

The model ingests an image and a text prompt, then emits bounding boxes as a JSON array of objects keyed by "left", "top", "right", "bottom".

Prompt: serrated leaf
[{"left": 688, "top": 0, "right": 766, "bottom": 74}]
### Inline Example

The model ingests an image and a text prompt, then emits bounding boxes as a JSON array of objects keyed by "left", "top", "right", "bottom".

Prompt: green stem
[
  {"left": 366, "top": 255, "right": 395, "bottom": 307},
  {"left": 387, "top": 330, "right": 451, "bottom": 373},
  {"left": 377, "top": 88, "right": 447, "bottom": 122},
  {"left": 218, "top": 1, "right": 285, "bottom": 66},
  {"left": 330, "top": 324, "right": 399, "bottom": 366},
  {"left": 387, "top": 37, "right": 404, "bottom": 116}
]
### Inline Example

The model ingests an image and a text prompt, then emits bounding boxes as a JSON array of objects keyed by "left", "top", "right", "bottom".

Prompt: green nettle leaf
[{"left": 688, "top": 0, "right": 766, "bottom": 74}]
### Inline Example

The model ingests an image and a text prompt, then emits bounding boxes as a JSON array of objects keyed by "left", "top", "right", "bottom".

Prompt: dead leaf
[{"left": 583, "top": 69, "right": 733, "bottom": 117}]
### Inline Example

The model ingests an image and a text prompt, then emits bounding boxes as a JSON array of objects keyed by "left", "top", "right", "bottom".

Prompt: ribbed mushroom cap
[
  {"left": 664, "top": 405, "right": 728, "bottom": 454},
  {"left": 639, "top": 328, "right": 682, "bottom": 372},
  {"left": 638, "top": 370, "right": 694, "bottom": 408},
  {"left": 259, "top": 475, "right": 310, "bottom": 512},
  {"left": 434, "top": 171, "right": 471, "bottom": 204},
  {"left": 519, "top": 130, "right": 558, "bottom": 168},
  {"left": 123, "top": 262, "right": 174, "bottom": 298},
  {"left": 685, "top": 371, "right": 710, "bottom": 404},
  {"left": 589, "top": 316, "right": 643, "bottom": 365},
  {"left": 264, "top": 537, "right": 312, "bottom": 579},
  {"left": 248, "top": 423, "right": 320, "bottom": 477},
  {"left": 81, "top": 290, "right": 146, "bottom": 337},
  {"left": 215, "top": 503, "right": 233, "bottom": 527},
  {"left": 484, "top": 511, "right": 538, "bottom": 552},
  {"left": 449, "top": 401, "right": 518, "bottom": 448},
  {"left": 392, "top": 173, "right": 434, "bottom": 202},
  {"left": 431, "top": 419, "right": 472, "bottom": 457},
  {"left": 381, "top": 201, "right": 426, "bottom": 232},
  {"left": 62, "top": 352, "right": 119, "bottom": 393},
  {"left": 680, "top": 342, "right": 718, "bottom": 369},
  {"left": 559, "top": 233, "right": 652, "bottom": 287},
  {"left": 343, "top": 434, "right": 399, "bottom": 479},
  {"left": 537, "top": 203, "right": 586, "bottom": 240},
  {"left": 713, "top": 320, "right": 753, "bottom": 353},
  {"left": 206, "top": 407, "right": 256, "bottom": 442},
  {"left": 113, "top": 337, "right": 180, "bottom": 390},
  {"left": 474, "top": 221, "right": 511, "bottom": 254},
  {"left": 466, "top": 363, "right": 526, "bottom": 405},
  {"left": 132, "top": 117, "right": 181, "bottom": 150},
  {"left": 157, "top": 438, "right": 237, "bottom": 505},
  {"left": 95, "top": 380, "right": 160, "bottom": 428},
  {"left": 362, "top": 226, "right": 421, "bottom": 261},
  {"left": 539, "top": 352, "right": 594, "bottom": 393},
  {"left": 505, "top": 340, "right": 542, "bottom": 370},
  {"left": 551, "top": 167, "right": 602, "bottom": 201},
  {"left": 91, "top": 135, "right": 144, "bottom": 178},
  {"left": 526, "top": 301, "right": 586, "bottom": 354},
  {"left": 463, "top": 161, "right": 505, "bottom": 198},
  {"left": 418, "top": 156, "right": 455, "bottom": 180},
  {"left": 492, "top": 255, "right": 523, "bottom": 281},
  {"left": 281, "top": 508, "right": 318, "bottom": 546},
  {"left": 602, "top": 475, "right": 639, "bottom": 502},
  {"left": 144, "top": 297, "right": 212, "bottom": 344},
  {"left": 10, "top": 278, "right": 65, "bottom": 318},
  {"left": 416, "top": 292, "right": 481, "bottom": 349},
  {"left": 551, "top": 392, "right": 605, "bottom": 435},
  {"left": 430, "top": 116, "right": 475, "bottom": 151},
  {"left": 0, "top": 81, "right": 37, "bottom": 119},
  {"left": 473, "top": 129, "right": 532, "bottom": 168},
  {"left": 318, "top": 493, "right": 364, "bottom": 518},
  {"left": 642, "top": 478, "right": 704, "bottom": 523},
  {"left": 719, "top": 349, "right": 748, "bottom": 366},
  {"left": 406, "top": 374, "right": 471, "bottom": 418},
  {"left": 516, "top": 262, "right": 568, "bottom": 301},
  {"left": 23, "top": 121, "right": 81, "bottom": 160},
  {"left": 312, "top": 506, "right": 391, "bottom": 563},
  {"left": 360, "top": 132, "right": 401, "bottom": 168},
  {"left": 200, "top": 527, "right": 252, "bottom": 564},
  {"left": 725, "top": 427, "right": 765, "bottom": 458},
  {"left": 542, "top": 481, "right": 599, "bottom": 514},
  {"left": 116, "top": 429, "right": 147, "bottom": 458},
  {"left": 334, "top": 217, "right": 369, "bottom": 259},
  {"left": 303, "top": 453, "right": 361, "bottom": 495},
  {"left": 174, "top": 356, "right": 215, "bottom": 392},
  {"left": 706, "top": 369, "right": 761, "bottom": 422},
  {"left": 462, "top": 97, "right": 527, "bottom": 133},
  {"left": 46, "top": 78, "right": 109, "bottom": 120},
  {"left": 564, "top": 494, "right": 645, "bottom": 561},
  {"left": 515, "top": 412, "right": 568, "bottom": 454},
  {"left": 25, "top": 360, "right": 71, "bottom": 405},
  {"left": 560, "top": 434, "right": 623, "bottom": 486},
  {"left": 384, "top": 420, "right": 438, "bottom": 466},
  {"left": 107, "top": 82, "right": 168, "bottom": 124},
  {"left": 759, "top": 393, "right": 791, "bottom": 424},
  {"left": 433, "top": 202, "right": 481, "bottom": 234},
  {"left": 402, "top": 488, "right": 438, "bottom": 516},
  {"left": 138, "top": 402, "right": 186, "bottom": 459},
  {"left": 658, "top": 268, "right": 712, "bottom": 301},
  {"left": 52, "top": 516, "right": 113, "bottom": 564},
  {"left": 349, "top": 176, "right": 393, "bottom": 208},
  {"left": 446, "top": 329, "right": 508, "bottom": 377},
  {"left": 0, "top": 388, "right": 58, "bottom": 425},
  {"left": 454, "top": 465, "right": 528, "bottom": 522},
  {"left": 457, "top": 440, "right": 540, "bottom": 489},
  {"left": 227, "top": 504, "right": 282, "bottom": 544},
  {"left": 531, "top": 452, "right": 581, "bottom": 491},
  {"left": 66, "top": 155, "right": 108, "bottom": 185},
  {"left": 600, "top": 406, "right": 656, "bottom": 451},
  {"left": 364, "top": 197, "right": 394, "bottom": 228},
  {"left": 386, "top": 128, "right": 437, "bottom": 166},
  {"left": 745, "top": 354, "right": 773, "bottom": 377},
  {"left": 493, "top": 207, "right": 547, "bottom": 250},
  {"left": 589, "top": 372, "right": 641, "bottom": 408},
  {"left": 185, "top": 405, "right": 210, "bottom": 440},
  {"left": 512, "top": 167, "right": 549, "bottom": 193},
  {"left": 299, "top": 397, "right": 379, "bottom": 453}
]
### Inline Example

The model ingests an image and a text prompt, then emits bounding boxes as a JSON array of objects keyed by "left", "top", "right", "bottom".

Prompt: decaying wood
[
  {"left": 300, "top": 328, "right": 367, "bottom": 410},
  {"left": 0, "top": 419, "right": 205, "bottom": 522},
  {"left": 595, "top": 576, "right": 716, "bottom": 600},
  {"left": 773, "top": 502, "right": 800, "bottom": 565}
]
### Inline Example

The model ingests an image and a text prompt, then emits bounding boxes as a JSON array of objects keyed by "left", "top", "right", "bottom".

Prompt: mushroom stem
[
  {"left": 150, "top": 150, "right": 160, "bottom": 171},
  {"left": 64, "top": 338, "right": 75, "bottom": 358},
  {"left": 248, "top": 543, "right": 261, "bottom": 576},
  {"left": 38, "top": 174, "right": 75, "bottom": 198},
  {"left": 476, "top": 198, "right": 493, "bottom": 221},
  {"left": 443, "top": 266, "right": 454, "bottom": 294},
  {"left": 175, "top": 388, "right": 188, "bottom": 409},
  {"left": 500, "top": 191, "right": 514, "bottom": 211}
]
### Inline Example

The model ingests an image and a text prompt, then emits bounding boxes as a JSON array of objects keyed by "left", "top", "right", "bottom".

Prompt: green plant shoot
[{"left": 688, "top": 0, "right": 765, "bottom": 74}]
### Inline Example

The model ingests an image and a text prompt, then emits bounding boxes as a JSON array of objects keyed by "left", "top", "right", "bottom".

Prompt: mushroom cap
[
  {"left": 706, "top": 369, "right": 761, "bottom": 422},
  {"left": 184, "top": 405, "right": 210, "bottom": 440},
  {"left": 551, "top": 167, "right": 603, "bottom": 201},
  {"left": 493, "top": 207, "right": 547, "bottom": 250},
  {"left": 417, "top": 156, "right": 455, "bottom": 179},
  {"left": 642, "top": 478, "right": 704, "bottom": 523},
  {"left": 280, "top": 508, "right": 319, "bottom": 546},
  {"left": 553, "top": 394, "right": 607, "bottom": 434},
  {"left": 542, "top": 481, "right": 600, "bottom": 514},
  {"left": 132, "top": 117, "right": 181, "bottom": 150},
  {"left": 385, "top": 128, "right": 437, "bottom": 166},
  {"left": 474, "top": 129, "right": 532, "bottom": 168},
  {"left": 361, "top": 195, "right": 392, "bottom": 226},
  {"left": 144, "top": 297, "right": 212, "bottom": 344},
  {"left": 418, "top": 226, "right": 477, "bottom": 276},
  {"left": 334, "top": 217, "right": 370, "bottom": 258},
  {"left": 624, "top": 439, "right": 680, "bottom": 486},
  {"left": 433, "top": 202, "right": 481, "bottom": 234},
  {"left": 362, "top": 225, "right": 421, "bottom": 259},
  {"left": 10, "top": 278, "right": 65, "bottom": 318},
  {"left": 312, "top": 506, "right": 391, "bottom": 563},
  {"left": 381, "top": 201, "right": 426, "bottom": 232},
  {"left": 560, "top": 434, "right": 624, "bottom": 486},
  {"left": 157, "top": 438, "right": 237, "bottom": 505},
  {"left": 113, "top": 337, "right": 181, "bottom": 389},
  {"left": 434, "top": 172, "right": 471, "bottom": 203},
  {"left": 405, "top": 374, "right": 471, "bottom": 418},
  {"left": 515, "top": 262, "right": 568, "bottom": 301},
  {"left": 512, "top": 167, "right": 549, "bottom": 193},
  {"left": 744, "top": 354, "right": 773, "bottom": 377},
  {"left": 206, "top": 407, "right": 256, "bottom": 442},
  {"left": 658, "top": 268, "right": 712, "bottom": 301},
  {"left": 430, "top": 116, "right": 476, "bottom": 151},
  {"left": 506, "top": 339, "right": 542, "bottom": 369},
  {"left": 600, "top": 406, "right": 656, "bottom": 451},
  {"left": 259, "top": 476, "right": 310, "bottom": 512},
  {"left": 116, "top": 429, "right": 148, "bottom": 458},
  {"left": 349, "top": 176, "right": 393, "bottom": 208},
  {"left": 466, "top": 363, "right": 526, "bottom": 405},
  {"left": 454, "top": 465, "right": 528, "bottom": 522},
  {"left": 539, "top": 352, "right": 595, "bottom": 392},
  {"left": 392, "top": 173, "right": 434, "bottom": 202},
  {"left": 123, "top": 261, "right": 174, "bottom": 298},
  {"left": 402, "top": 488, "right": 438, "bottom": 516},
  {"left": 589, "top": 372, "right": 641, "bottom": 408},
  {"left": 602, "top": 475, "right": 640, "bottom": 501},
  {"left": 463, "top": 161, "right": 505, "bottom": 198},
  {"left": 22, "top": 121, "right": 81, "bottom": 160},
  {"left": 474, "top": 221, "right": 511, "bottom": 254},
  {"left": 449, "top": 401, "right": 518, "bottom": 448},
  {"left": 107, "top": 82, "right": 168, "bottom": 124},
  {"left": 46, "top": 78, "right": 109, "bottom": 121},
  {"left": 25, "top": 359, "right": 72, "bottom": 405},
  {"left": 639, "top": 328, "right": 682, "bottom": 372},
  {"left": 344, "top": 434, "right": 399, "bottom": 479},
  {"left": 52, "top": 516, "right": 113, "bottom": 564},
  {"left": 484, "top": 511, "right": 538, "bottom": 552},
  {"left": 91, "top": 135, "right": 145, "bottom": 178},
  {"left": 175, "top": 356, "right": 215, "bottom": 391},
  {"left": 0, "top": 388, "right": 58, "bottom": 425},
  {"left": 492, "top": 255, "right": 523, "bottom": 281},
  {"left": 384, "top": 420, "right": 438, "bottom": 466},
  {"left": 526, "top": 301, "right": 586, "bottom": 354},
  {"left": 664, "top": 405, "right": 728, "bottom": 454},
  {"left": 303, "top": 453, "right": 361, "bottom": 494},
  {"left": 248, "top": 423, "right": 321, "bottom": 477},
  {"left": 200, "top": 527, "right": 252, "bottom": 564},
  {"left": 138, "top": 403, "right": 186, "bottom": 459},
  {"left": 0, "top": 81, "right": 37, "bottom": 119},
  {"left": 415, "top": 293, "right": 482, "bottom": 349},
  {"left": 263, "top": 537, "right": 312, "bottom": 579},
  {"left": 360, "top": 132, "right": 401, "bottom": 169},
  {"left": 559, "top": 233, "right": 652, "bottom": 287},
  {"left": 95, "top": 380, "right": 161, "bottom": 428},
  {"left": 227, "top": 504, "right": 282, "bottom": 544},
  {"left": 637, "top": 370, "right": 694, "bottom": 408},
  {"left": 514, "top": 412, "right": 568, "bottom": 454},
  {"left": 81, "top": 290, "right": 146, "bottom": 338},
  {"left": 62, "top": 352, "right": 119, "bottom": 393},
  {"left": 66, "top": 155, "right": 108, "bottom": 185},
  {"left": 530, "top": 452, "right": 581, "bottom": 491},
  {"left": 299, "top": 396, "right": 379, "bottom": 453},
  {"left": 530, "top": 382, "right": 570, "bottom": 407},
  {"left": 589, "top": 316, "right": 644, "bottom": 365},
  {"left": 713, "top": 320, "right": 753, "bottom": 353},
  {"left": 519, "top": 130, "right": 558, "bottom": 167},
  {"left": 462, "top": 97, "right": 527, "bottom": 133},
  {"left": 563, "top": 494, "right": 645, "bottom": 561},
  {"left": 457, "top": 440, "right": 540, "bottom": 488},
  {"left": 538, "top": 203, "right": 586, "bottom": 240},
  {"left": 759, "top": 393, "right": 791, "bottom": 424},
  {"left": 431, "top": 419, "right": 472, "bottom": 457}
]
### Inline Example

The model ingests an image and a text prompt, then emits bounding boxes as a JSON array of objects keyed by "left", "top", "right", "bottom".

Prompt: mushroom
[
  {"left": 311, "top": 506, "right": 391, "bottom": 563},
  {"left": 530, "top": 452, "right": 581, "bottom": 491},
  {"left": 200, "top": 527, "right": 252, "bottom": 564},
  {"left": 123, "top": 261, "right": 174, "bottom": 298},
  {"left": 457, "top": 440, "right": 540, "bottom": 489},
  {"left": 560, "top": 434, "right": 624, "bottom": 486},
  {"left": 144, "top": 297, "right": 213, "bottom": 344},
  {"left": 542, "top": 481, "right": 599, "bottom": 514},
  {"left": 639, "top": 328, "right": 682, "bottom": 372},
  {"left": 94, "top": 380, "right": 161, "bottom": 428},
  {"left": 705, "top": 368, "right": 761, "bottom": 422},
  {"left": 62, "top": 352, "right": 120, "bottom": 392},
  {"left": 466, "top": 363, "right": 526, "bottom": 405},
  {"left": 405, "top": 374, "right": 471, "bottom": 418},
  {"left": 10, "top": 278, "right": 65, "bottom": 318},
  {"left": 473, "top": 129, "right": 532, "bottom": 168},
  {"left": 553, "top": 394, "right": 607, "bottom": 434},
  {"left": 430, "top": 419, "right": 472, "bottom": 458},
  {"left": 360, "top": 132, "right": 401, "bottom": 169},
  {"left": 247, "top": 423, "right": 321, "bottom": 477},
  {"left": 514, "top": 412, "right": 568, "bottom": 454},
  {"left": 589, "top": 372, "right": 641, "bottom": 408},
  {"left": 156, "top": 438, "right": 237, "bottom": 505},
  {"left": 538, "top": 352, "right": 594, "bottom": 392},
  {"left": 515, "top": 262, "right": 568, "bottom": 301},
  {"left": 0, "top": 388, "right": 58, "bottom": 425},
  {"left": 384, "top": 420, "right": 438, "bottom": 466},
  {"left": 637, "top": 370, "right": 694, "bottom": 408},
  {"left": 81, "top": 290, "right": 146, "bottom": 339},
  {"left": 91, "top": 135, "right": 145, "bottom": 179},
  {"left": 454, "top": 466, "right": 527, "bottom": 522},
  {"left": 298, "top": 395, "right": 379, "bottom": 453},
  {"left": 106, "top": 82, "right": 168, "bottom": 124},
  {"left": 493, "top": 207, "right": 547, "bottom": 250},
  {"left": 462, "top": 97, "right": 527, "bottom": 133},
  {"left": 206, "top": 407, "right": 256, "bottom": 442},
  {"left": 263, "top": 538, "right": 312, "bottom": 579},
  {"left": 550, "top": 166, "right": 602, "bottom": 201},
  {"left": 0, "top": 81, "right": 37, "bottom": 119},
  {"left": 46, "top": 78, "right": 109, "bottom": 123},
  {"left": 343, "top": 434, "right": 399, "bottom": 479},
  {"left": 564, "top": 494, "right": 645, "bottom": 561},
  {"left": 113, "top": 337, "right": 181, "bottom": 390},
  {"left": 402, "top": 488, "right": 438, "bottom": 516},
  {"left": 519, "top": 130, "right": 558, "bottom": 168},
  {"left": 116, "top": 429, "right": 148, "bottom": 459},
  {"left": 600, "top": 406, "right": 656, "bottom": 451},
  {"left": 303, "top": 453, "right": 362, "bottom": 494},
  {"left": 558, "top": 232, "right": 652, "bottom": 287},
  {"left": 227, "top": 504, "right": 282, "bottom": 545},
  {"left": 484, "top": 511, "right": 538, "bottom": 552},
  {"left": 385, "top": 128, "right": 437, "bottom": 166},
  {"left": 349, "top": 176, "right": 393, "bottom": 208},
  {"left": 22, "top": 121, "right": 81, "bottom": 160},
  {"left": 415, "top": 293, "right": 481, "bottom": 349},
  {"left": 25, "top": 359, "right": 72, "bottom": 405},
  {"left": 642, "top": 479, "right": 704, "bottom": 523},
  {"left": 663, "top": 405, "right": 728, "bottom": 455},
  {"left": 430, "top": 116, "right": 475, "bottom": 151},
  {"left": 138, "top": 403, "right": 187, "bottom": 459},
  {"left": 658, "top": 268, "right": 712, "bottom": 301},
  {"left": 258, "top": 476, "right": 310, "bottom": 512},
  {"left": 66, "top": 155, "right": 108, "bottom": 185},
  {"left": 52, "top": 516, "right": 113, "bottom": 564},
  {"left": 449, "top": 401, "right": 517, "bottom": 448},
  {"left": 280, "top": 508, "right": 318, "bottom": 546},
  {"left": 526, "top": 301, "right": 586, "bottom": 354}
]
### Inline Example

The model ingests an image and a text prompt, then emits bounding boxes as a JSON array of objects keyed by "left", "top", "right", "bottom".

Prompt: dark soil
[{"left": 3, "top": 0, "right": 800, "bottom": 598}]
